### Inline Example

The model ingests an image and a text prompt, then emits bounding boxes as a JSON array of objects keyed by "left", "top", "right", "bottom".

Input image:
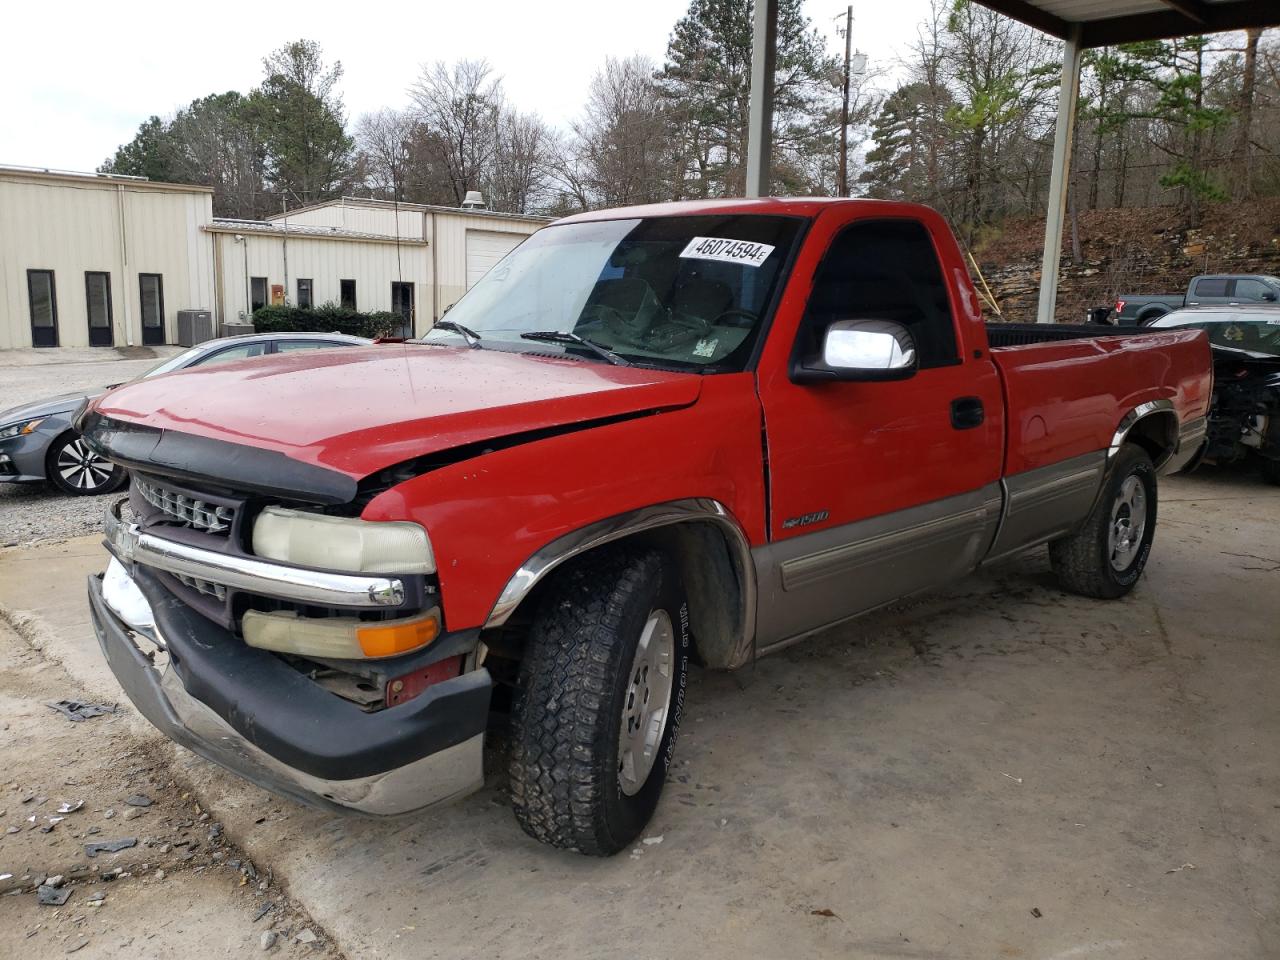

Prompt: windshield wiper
[
  {"left": 521, "top": 331, "right": 633, "bottom": 366},
  {"left": 431, "top": 320, "right": 482, "bottom": 349}
]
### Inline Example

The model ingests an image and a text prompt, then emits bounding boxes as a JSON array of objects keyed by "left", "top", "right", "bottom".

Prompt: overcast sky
[{"left": 2, "top": 0, "right": 939, "bottom": 174}]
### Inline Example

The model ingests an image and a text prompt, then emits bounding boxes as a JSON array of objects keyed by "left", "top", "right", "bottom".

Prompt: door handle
[{"left": 950, "top": 396, "right": 984, "bottom": 430}]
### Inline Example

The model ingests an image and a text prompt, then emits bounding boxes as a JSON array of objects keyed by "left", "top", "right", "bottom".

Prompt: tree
[
  {"left": 657, "top": 0, "right": 839, "bottom": 197},
  {"left": 859, "top": 81, "right": 954, "bottom": 201},
  {"left": 558, "top": 56, "right": 676, "bottom": 209},
  {"left": 251, "top": 39, "right": 355, "bottom": 205},
  {"left": 409, "top": 60, "right": 502, "bottom": 205},
  {"left": 100, "top": 116, "right": 179, "bottom": 183}
]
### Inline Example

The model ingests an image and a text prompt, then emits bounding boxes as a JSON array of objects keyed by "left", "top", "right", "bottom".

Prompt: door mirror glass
[{"left": 824, "top": 319, "right": 916, "bottom": 372}]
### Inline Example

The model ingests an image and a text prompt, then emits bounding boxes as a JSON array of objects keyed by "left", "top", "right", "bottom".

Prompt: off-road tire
[
  {"left": 509, "top": 547, "right": 690, "bottom": 856},
  {"left": 1050, "top": 444, "right": 1157, "bottom": 599},
  {"left": 46, "top": 432, "right": 127, "bottom": 496}
]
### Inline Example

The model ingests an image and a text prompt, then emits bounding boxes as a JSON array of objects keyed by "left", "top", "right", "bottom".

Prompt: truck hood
[{"left": 86, "top": 345, "right": 701, "bottom": 491}]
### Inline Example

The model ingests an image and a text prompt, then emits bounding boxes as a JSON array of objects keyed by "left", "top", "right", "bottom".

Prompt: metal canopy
[{"left": 974, "top": 0, "right": 1280, "bottom": 48}]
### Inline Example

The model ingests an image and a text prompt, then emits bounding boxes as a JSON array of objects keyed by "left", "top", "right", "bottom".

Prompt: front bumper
[
  {"left": 0, "top": 430, "right": 55, "bottom": 482},
  {"left": 88, "top": 564, "right": 492, "bottom": 816}
]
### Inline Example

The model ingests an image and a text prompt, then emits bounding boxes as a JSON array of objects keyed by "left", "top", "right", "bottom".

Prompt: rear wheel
[
  {"left": 47, "top": 433, "right": 126, "bottom": 496},
  {"left": 1050, "top": 444, "right": 1157, "bottom": 599},
  {"left": 509, "top": 547, "right": 690, "bottom": 856}
]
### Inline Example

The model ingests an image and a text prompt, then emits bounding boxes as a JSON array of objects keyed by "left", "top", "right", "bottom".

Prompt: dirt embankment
[{"left": 971, "top": 199, "right": 1280, "bottom": 322}]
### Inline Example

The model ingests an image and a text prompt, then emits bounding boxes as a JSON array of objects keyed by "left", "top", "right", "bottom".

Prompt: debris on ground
[
  {"left": 296, "top": 928, "right": 317, "bottom": 944},
  {"left": 56, "top": 800, "right": 83, "bottom": 814},
  {"left": 46, "top": 700, "right": 119, "bottom": 722},
  {"left": 36, "top": 883, "right": 72, "bottom": 906},
  {"left": 66, "top": 936, "right": 90, "bottom": 953},
  {"left": 1166, "top": 863, "right": 1197, "bottom": 874},
  {"left": 253, "top": 901, "right": 275, "bottom": 922},
  {"left": 124, "top": 793, "right": 152, "bottom": 807},
  {"left": 810, "top": 908, "right": 839, "bottom": 918},
  {"left": 123, "top": 806, "right": 146, "bottom": 821},
  {"left": 260, "top": 930, "right": 278, "bottom": 950},
  {"left": 1030, "top": 907, "right": 1044, "bottom": 918},
  {"left": 642, "top": 835, "right": 664, "bottom": 845},
  {"left": 84, "top": 837, "right": 137, "bottom": 857}
]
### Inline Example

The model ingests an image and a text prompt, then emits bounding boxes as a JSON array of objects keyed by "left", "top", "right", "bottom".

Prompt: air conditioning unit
[
  {"left": 176, "top": 310, "right": 214, "bottom": 347},
  {"left": 220, "top": 322, "right": 255, "bottom": 338}
]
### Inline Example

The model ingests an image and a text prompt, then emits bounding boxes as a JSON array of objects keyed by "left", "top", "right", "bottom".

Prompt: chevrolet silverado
[{"left": 82, "top": 198, "right": 1212, "bottom": 856}]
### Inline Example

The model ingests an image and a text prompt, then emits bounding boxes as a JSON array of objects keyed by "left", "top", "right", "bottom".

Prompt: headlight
[
  {"left": 242, "top": 607, "right": 441, "bottom": 659},
  {"left": 0, "top": 418, "right": 45, "bottom": 439},
  {"left": 252, "top": 507, "right": 435, "bottom": 574}
]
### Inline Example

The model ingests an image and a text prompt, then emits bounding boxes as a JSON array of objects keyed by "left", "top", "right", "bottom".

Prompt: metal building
[
  {"left": 0, "top": 167, "right": 215, "bottom": 350},
  {"left": 213, "top": 197, "right": 548, "bottom": 337},
  {"left": 1, "top": 168, "right": 548, "bottom": 350}
]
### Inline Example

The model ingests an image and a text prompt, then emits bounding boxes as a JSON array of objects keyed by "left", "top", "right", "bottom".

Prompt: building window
[
  {"left": 251, "top": 277, "right": 268, "bottom": 313},
  {"left": 139, "top": 274, "right": 165, "bottom": 345},
  {"left": 85, "top": 272, "right": 113, "bottom": 347},
  {"left": 340, "top": 279, "right": 356, "bottom": 310},
  {"left": 297, "top": 278, "right": 313, "bottom": 308},
  {"left": 27, "top": 269, "right": 58, "bottom": 348}
]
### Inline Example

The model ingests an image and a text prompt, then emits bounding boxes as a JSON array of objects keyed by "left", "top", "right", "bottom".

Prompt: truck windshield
[{"left": 426, "top": 215, "right": 803, "bottom": 371}]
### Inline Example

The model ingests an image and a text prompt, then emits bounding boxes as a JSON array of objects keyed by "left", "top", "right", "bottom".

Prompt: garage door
[{"left": 466, "top": 231, "right": 524, "bottom": 289}]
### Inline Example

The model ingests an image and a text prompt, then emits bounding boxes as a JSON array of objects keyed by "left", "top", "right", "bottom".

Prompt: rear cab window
[{"left": 1193, "top": 278, "right": 1231, "bottom": 298}]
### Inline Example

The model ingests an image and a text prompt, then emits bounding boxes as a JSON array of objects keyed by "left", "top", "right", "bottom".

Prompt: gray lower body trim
[
  {"left": 1162, "top": 415, "right": 1208, "bottom": 475},
  {"left": 984, "top": 450, "right": 1106, "bottom": 563},
  {"left": 752, "top": 483, "right": 1003, "bottom": 651}
]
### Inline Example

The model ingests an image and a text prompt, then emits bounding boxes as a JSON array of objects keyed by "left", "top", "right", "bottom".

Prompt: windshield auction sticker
[{"left": 680, "top": 237, "right": 775, "bottom": 267}]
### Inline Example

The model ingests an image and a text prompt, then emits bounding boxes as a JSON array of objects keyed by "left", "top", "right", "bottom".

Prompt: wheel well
[
  {"left": 43, "top": 429, "right": 78, "bottom": 473},
  {"left": 485, "top": 520, "right": 750, "bottom": 672},
  {"left": 1123, "top": 412, "right": 1178, "bottom": 468},
  {"left": 1137, "top": 308, "right": 1167, "bottom": 325}
]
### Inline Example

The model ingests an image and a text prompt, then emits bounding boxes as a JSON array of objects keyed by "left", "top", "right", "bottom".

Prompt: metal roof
[
  {"left": 973, "top": 0, "right": 1279, "bottom": 46},
  {"left": 205, "top": 219, "right": 428, "bottom": 244},
  {"left": 265, "top": 196, "right": 554, "bottom": 225}
]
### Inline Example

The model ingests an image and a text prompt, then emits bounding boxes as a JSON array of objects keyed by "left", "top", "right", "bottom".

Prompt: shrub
[{"left": 252, "top": 302, "right": 402, "bottom": 339}]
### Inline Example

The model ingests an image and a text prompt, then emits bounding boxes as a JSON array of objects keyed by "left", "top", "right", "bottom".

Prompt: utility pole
[{"left": 838, "top": 5, "right": 853, "bottom": 197}]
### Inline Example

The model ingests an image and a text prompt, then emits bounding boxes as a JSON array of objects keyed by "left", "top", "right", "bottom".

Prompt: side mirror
[
  {"left": 792, "top": 319, "right": 918, "bottom": 384},
  {"left": 1261, "top": 291, "right": 1277, "bottom": 302}
]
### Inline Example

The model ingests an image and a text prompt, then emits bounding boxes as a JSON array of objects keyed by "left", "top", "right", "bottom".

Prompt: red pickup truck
[{"left": 83, "top": 199, "right": 1211, "bottom": 856}]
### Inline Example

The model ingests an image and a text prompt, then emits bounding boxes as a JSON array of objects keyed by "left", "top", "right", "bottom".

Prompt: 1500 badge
[{"left": 782, "top": 510, "right": 829, "bottom": 530}]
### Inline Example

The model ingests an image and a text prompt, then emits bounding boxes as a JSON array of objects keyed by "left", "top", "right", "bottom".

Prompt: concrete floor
[{"left": 0, "top": 468, "right": 1276, "bottom": 959}]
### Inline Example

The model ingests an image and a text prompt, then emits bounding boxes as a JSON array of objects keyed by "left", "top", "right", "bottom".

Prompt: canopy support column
[
  {"left": 1037, "top": 25, "right": 1083, "bottom": 323},
  {"left": 745, "top": 0, "right": 778, "bottom": 198}
]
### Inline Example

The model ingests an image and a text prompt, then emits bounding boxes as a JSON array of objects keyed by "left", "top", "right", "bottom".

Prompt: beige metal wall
[
  {"left": 428, "top": 211, "right": 541, "bottom": 319},
  {"left": 274, "top": 203, "right": 425, "bottom": 240},
  {"left": 0, "top": 171, "right": 214, "bottom": 350},
  {"left": 212, "top": 231, "right": 431, "bottom": 331}
]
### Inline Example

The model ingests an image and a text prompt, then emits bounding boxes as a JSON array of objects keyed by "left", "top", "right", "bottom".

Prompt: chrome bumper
[
  {"left": 104, "top": 499, "right": 404, "bottom": 608},
  {"left": 89, "top": 560, "right": 487, "bottom": 816}
]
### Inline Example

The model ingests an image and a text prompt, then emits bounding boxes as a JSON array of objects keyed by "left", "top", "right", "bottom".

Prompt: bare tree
[{"left": 409, "top": 60, "right": 502, "bottom": 204}]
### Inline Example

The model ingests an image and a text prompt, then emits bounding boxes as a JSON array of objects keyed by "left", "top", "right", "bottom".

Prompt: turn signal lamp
[{"left": 242, "top": 608, "right": 440, "bottom": 660}]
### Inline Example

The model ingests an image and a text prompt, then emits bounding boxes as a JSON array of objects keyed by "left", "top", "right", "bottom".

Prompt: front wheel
[
  {"left": 1050, "top": 444, "right": 1157, "bottom": 599},
  {"left": 47, "top": 433, "right": 127, "bottom": 496},
  {"left": 509, "top": 547, "right": 690, "bottom": 856}
]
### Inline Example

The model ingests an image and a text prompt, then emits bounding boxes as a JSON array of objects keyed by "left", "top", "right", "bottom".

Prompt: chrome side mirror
[{"left": 793, "top": 319, "right": 918, "bottom": 383}]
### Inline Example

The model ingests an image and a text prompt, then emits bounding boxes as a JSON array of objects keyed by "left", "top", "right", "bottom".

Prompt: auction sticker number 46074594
[{"left": 680, "top": 237, "right": 775, "bottom": 268}]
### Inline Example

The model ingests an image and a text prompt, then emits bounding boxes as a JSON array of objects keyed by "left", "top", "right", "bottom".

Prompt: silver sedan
[{"left": 0, "top": 332, "right": 370, "bottom": 496}]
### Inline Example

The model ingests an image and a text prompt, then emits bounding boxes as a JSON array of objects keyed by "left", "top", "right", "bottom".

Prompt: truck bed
[{"left": 987, "top": 325, "right": 1211, "bottom": 476}]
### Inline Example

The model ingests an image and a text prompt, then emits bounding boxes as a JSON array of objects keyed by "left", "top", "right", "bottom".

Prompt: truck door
[{"left": 753, "top": 215, "right": 1004, "bottom": 648}]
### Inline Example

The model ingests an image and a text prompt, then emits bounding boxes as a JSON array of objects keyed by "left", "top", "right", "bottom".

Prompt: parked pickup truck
[
  {"left": 81, "top": 199, "right": 1212, "bottom": 856},
  {"left": 1115, "top": 273, "right": 1280, "bottom": 325}
]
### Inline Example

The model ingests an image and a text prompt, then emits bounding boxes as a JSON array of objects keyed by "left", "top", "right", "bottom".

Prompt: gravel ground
[{"left": 0, "top": 350, "right": 180, "bottom": 548}]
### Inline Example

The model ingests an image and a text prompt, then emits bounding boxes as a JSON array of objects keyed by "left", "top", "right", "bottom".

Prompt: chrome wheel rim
[
  {"left": 617, "top": 609, "right": 675, "bottom": 797},
  {"left": 56, "top": 438, "right": 114, "bottom": 491},
  {"left": 1108, "top": 475, "right": 1147, "bottom": 572}
]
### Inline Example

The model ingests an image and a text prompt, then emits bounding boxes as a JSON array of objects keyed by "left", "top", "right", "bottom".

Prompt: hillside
[{"left": 973, "top": 200, "right": 1280, "bottom": 323}]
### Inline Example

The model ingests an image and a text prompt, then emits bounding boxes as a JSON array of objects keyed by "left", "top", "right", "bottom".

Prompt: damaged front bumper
[{"left": 88, "top": 559, "right": 492, "bottom": 817}]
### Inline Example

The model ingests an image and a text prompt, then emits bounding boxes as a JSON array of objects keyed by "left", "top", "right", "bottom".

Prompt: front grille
[
  {"left": 173, "top": 572, "right": 228, "bottom": 601},
  {"left": 135, "top": 476, "right": 236, "bottom": 534}
]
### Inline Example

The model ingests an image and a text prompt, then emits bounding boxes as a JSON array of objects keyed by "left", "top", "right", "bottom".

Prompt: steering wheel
[{"left": 712, "top": 308, "right": 759, "bottom": 329}]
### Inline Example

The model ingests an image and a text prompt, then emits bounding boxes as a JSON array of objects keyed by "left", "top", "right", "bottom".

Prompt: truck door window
[
  {"left": 1193, "top": 278, "right": 1231, "bottom": 298},
  {"left": 798, "top": 219, "right": 959, "bottom": 368},
  {"left": 1233, "top": 278, "right": 1276, "bottom": 301}
]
